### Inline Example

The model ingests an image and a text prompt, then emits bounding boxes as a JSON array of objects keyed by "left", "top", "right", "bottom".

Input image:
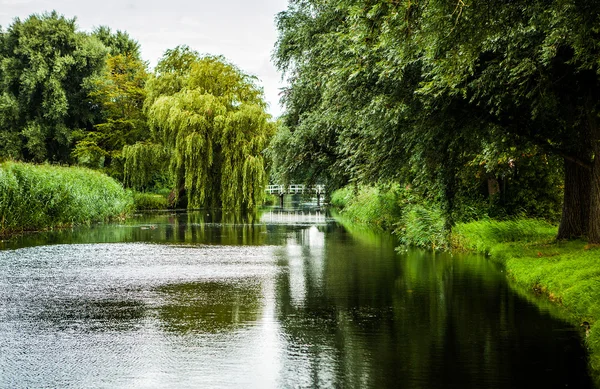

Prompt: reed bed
[{"left": 0, "top": 161, "right": 133, "bottom": 235}]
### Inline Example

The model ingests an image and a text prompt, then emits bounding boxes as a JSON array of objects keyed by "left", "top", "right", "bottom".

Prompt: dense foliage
[
  {"left": 0, "top": 161, "right": 132, "bottom": 235},
  {"left": 272, "top": 0, "right": 600, "bottom": 243},
  {"left": 73, "top": 50, "right": 149, "bottom": 179},
  {"left": 0, "top": 12, "right": 276, "bottom": 215},
  {"left": 0, "top": 12, "right": 107, "bottom": 162},
  {"left": 124, "top": 47, "right": 275, "bottom": 213}
]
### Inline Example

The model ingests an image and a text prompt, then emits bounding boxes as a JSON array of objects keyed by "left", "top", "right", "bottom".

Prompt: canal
[{"left": 0, "top": 209, "right": 592, "bottom": 388}]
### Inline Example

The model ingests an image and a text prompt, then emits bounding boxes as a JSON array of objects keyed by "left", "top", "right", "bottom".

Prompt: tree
[
  {"left": 92, "top": 26, "right": 141, "bottom": 60},
  {"left": 124, "top": 47, "right": 275, "bottom": 214},
  {"left": 273, "top": 0, "right": 600, "bottom": 242},
  {"left": 72, "top": 52, "right": 149, "bottom": 178},
  {"left": 0, "top": 11, "right": 107, "bottom": 162},
  {"left": 401, "top": 1, "right": 600, "bottom": 241},
  {"left": 70, "top": 27, "right": 148, "bottom": 179}
]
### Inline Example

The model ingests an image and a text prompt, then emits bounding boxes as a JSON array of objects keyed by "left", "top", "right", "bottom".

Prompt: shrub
[
  {"left": 330, "top": 184, "right": 403, "bottom": 230},
  {"left": 395, "top": 203, "right": 448, "bottom": 250},
  {"left": 133, "top": 192, "right": 169, "bottom": 210}
]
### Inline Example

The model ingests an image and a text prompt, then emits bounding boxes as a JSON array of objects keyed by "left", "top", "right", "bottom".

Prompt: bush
[
  {"left": 133, "top": 192, "right": 169, "bottom": 210},
  {"left": 331, "top": 184, "right": 450, "bottom": 249},
  {"left": 0, "top": 161, "right": 133, "bottom": 235},
  {"left": 330, "top": 186, "right": 353, "bottom": 209},
  {"left": 330, "top": 184, "right": 403, "bottom": 230},
  {"left": 395, "top": 203, "right": 448, "bottom": 250}
]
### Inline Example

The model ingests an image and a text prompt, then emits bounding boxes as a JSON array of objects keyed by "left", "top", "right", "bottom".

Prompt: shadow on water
[
  {"left": 0, "top": 207, "right": 594, "bottom": 388},
  {"left": 273, "top": 219, "right": 593, "bottom": 388}
]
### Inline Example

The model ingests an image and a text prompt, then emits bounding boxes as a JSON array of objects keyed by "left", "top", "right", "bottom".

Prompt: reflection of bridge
[{"left": 266, "top": 184, "right": 326, "bottom": 207}]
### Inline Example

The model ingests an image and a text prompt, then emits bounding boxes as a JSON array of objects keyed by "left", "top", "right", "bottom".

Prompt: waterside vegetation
[
  {"left": 332, "top": 185, "right": 600, "bottom": 381},
  {"left": 0, "top": 12, "right": 275, "bottom": 220},
  {"left": 0, "top": 161, "right": 133, "bottom": 236}
]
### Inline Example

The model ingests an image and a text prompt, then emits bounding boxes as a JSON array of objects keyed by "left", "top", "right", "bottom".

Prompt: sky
[{"left": 0, "top": 0, "right": 289, "bottom": 117}]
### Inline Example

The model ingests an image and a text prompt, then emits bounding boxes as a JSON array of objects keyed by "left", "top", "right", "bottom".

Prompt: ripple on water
[{"left": 0, "top": 243, "right": 279, "bottom": 388}]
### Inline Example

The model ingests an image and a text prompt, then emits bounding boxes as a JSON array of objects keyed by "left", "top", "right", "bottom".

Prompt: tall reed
[{"left": 0, "top": 161, "right": 133, "bottom": 235}]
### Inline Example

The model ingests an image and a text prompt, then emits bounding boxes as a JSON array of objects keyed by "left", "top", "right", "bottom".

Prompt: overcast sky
[{"left": 0, "top": 0, "right": 289, "bottom": 117}]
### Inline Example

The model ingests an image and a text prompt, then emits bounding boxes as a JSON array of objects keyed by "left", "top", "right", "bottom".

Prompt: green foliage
[
  {"left": 0, "top": 161, "right": 133, "bottom": 235},
  {"left": 129, "top": 48, "right": 274, "bottom": 213},
  {"left": 0, "top": 11, "right": 108, "bottom": 162},
  {"left": 396, "top": 204, "right": 448, "bottom": 251},
  {"left": 133, "top": 192, "right": 168, "bottom": 210},
  {"left": 453, "top": 144, "right": 564, "bottom": 223},
  {"left": 73, "top": 49, "right": 149, "bottom": 181},
  {"left": 329, "top": 186, "right": 353, "bottom": 209},
  {"left": 122, "top": 142, "right": 169, "bottom": 191},
  {"left": 330, "top": 184, "right": 402, "bottom": 231},
  {"left": 272, "top": 0, "right": 600, "bottom": 240},
  {"left": 92, "top": 26, "right": 141, "bottom": 59},
  {"left": 331, "top": 183, "right": 448, "bottom": 249}
]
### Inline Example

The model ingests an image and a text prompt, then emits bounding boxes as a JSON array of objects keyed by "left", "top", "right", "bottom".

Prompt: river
[{"left": 0, "top": 209, "right": 593, "bottom": 388}]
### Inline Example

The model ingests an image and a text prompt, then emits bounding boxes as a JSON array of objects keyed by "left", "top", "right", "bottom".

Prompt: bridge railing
[{"left": 266, "top": 184, "right": 325, "bottom": 195}]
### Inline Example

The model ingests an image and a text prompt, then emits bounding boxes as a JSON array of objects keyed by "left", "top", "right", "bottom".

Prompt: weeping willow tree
[
  {"left": 123, "top": 46, "right": 274, "bottom": 213},
  {"left": 122, "top": 142, "right": 169, "bottom": 190}
]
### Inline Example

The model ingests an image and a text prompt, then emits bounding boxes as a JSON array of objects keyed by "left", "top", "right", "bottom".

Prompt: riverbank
[
  {"left": 331, "top": 185, "right": 600, "bottom": 381},
  {"left": 0, "top": 161, "right": 133, "bottom": 236},
  {"left": 453, "top": 219, "right": 600, "bottom": 378}
]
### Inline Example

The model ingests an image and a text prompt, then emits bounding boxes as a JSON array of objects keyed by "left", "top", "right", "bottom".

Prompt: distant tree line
[{"left": 0, "top": 11, "right": 274, "bottom": 214}]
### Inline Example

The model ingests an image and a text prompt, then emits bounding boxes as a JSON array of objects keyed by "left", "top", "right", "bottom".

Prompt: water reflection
[
  {"left": 157, "top": 281, "right": 262, "bottom": 333},
  {"left": 0, "top": 209, "right": 593, "bottom": 388},
  {"left": 0, "top": 209, "right": 328, "bottom": 250}
]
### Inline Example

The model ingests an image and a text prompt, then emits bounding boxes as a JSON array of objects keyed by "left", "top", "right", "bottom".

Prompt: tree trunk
[
  {"left": 557, "top": 158, "right": 591, "bottom": 240},
  {"left": 589, "top": 138, "right": 600, "bottom": 243}
]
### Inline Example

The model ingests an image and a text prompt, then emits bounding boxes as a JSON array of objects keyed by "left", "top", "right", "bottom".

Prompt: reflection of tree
[
  {"left": 157, "top": 281, "right": 262, "bottom": 334},
  {"left": 275, "top": 226, "right": 591, "bottom": 388}
]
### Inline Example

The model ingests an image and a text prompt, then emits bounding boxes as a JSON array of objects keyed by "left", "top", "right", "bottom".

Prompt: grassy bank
[
  {"left": 330, "top": 184, "right": 447, "bottom": 249},
  {"left": 0, "top": 161, "right": 133, "bottom": 235},
  {"left": 331, "top": 184, "right": 599, "bottom": 379},
  {"left": 133, "top": 192, "right": 169, "bottom": 210},
  {"left": 453, "top": 219, "right": 600, "bottom": 377}
]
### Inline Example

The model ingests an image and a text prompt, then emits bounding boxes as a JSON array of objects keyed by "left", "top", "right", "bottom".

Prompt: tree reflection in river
[
  {"left": 157, "top": 281, "right": 262, "bottom": 334},
  {"left": 0, "top": 209, "right": 592, "bottom": 388},
  {"left": 272, "top": 221, "right": 591, "bottom": 388}
]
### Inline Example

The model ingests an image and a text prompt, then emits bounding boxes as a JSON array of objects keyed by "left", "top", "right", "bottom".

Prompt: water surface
[{"left": 0, "top": 210, "right": 592, "bottom": 388}]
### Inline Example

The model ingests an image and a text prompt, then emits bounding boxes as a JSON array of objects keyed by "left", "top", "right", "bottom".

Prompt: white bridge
[{"left": 266, "top": 184, "right": 326, "bottom": 195}]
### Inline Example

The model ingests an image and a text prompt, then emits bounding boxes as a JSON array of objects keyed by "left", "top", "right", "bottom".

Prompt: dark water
[{"left": 0, "top": 209, "right": 592, "bottom": 388}]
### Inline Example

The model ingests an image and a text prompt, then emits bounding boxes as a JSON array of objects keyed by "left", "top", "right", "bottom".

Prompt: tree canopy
[
  {"left": 124, "top": 47, "right": 274, "bottom": 213},
  {"left": 0, "top": 11, "right": 107, "bottom": 162},
  {"left": 272, "top": 0, "right": 600, "bottom": 242}
]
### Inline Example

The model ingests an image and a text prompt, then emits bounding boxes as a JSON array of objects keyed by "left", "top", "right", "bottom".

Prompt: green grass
[
  {"left": 452, "top": 218, "right": 557, "bottom": 252},
  {"left": 133, "top": 192, "right": 169, "bottom": 210},
  {"left": 453, "top": 218, "right": 600, "bottom": 380},
  {"left": 0, "top": 161, "right": 133, "bottom": 235},
  {"left": 330, "top": 184, "right": 403, "bottom": 231},
  {"left": 331, "top": 184, "right": 448, "bottom": 249}
]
